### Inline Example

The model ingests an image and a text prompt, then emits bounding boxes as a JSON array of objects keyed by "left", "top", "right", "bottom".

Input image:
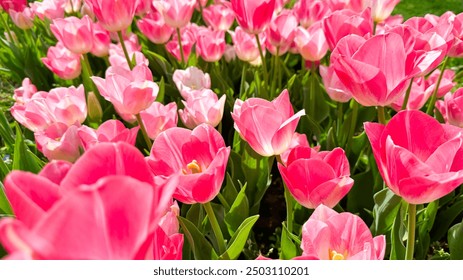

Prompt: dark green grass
[{"left": 393, "top": 0, "right": 463, "bottom": 19}]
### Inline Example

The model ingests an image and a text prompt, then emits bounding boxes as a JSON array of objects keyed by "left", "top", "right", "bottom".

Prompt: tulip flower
[
  {"left": 35, "top": 124, "right": 82, "bottom": 162},
  {"left": 146, "top": 124, "right": 230, "bottom": 204},
  {"left": 140, "top": 102, "right": 178, "bottom": 140},
  {"left": 179, "top": 89, "right": 226, "bottom": 129},
  {"left": 173, "top": 66, "right": 211, "bottom": 99},
  {"left": 196, "top": 29, "right": 226, "bottom": 62},
  {"left": 319, "top": 65, "right": 352, "bottom": 103},
  {"left": 231, "top": 0, "right": 275, "bottom": 34},
  {"left": 30, "top": 0, "right": 65, "bottom": 20},
  {"left": 153, "top": 201, "right": 184, "bottom": 260},
  {"left": 294, "top": 0, "right": 331, "bottom": 28},
  {"left": 42, "top": 43, "right": 82, "bottom": 80},
  {"left": 230, "top": 26, "right": 264, "bottom": 62},
  {"left": 152, "top": 0, "right": 197, "bottom": 29},
  {"left": 294, "top": 23, "right": 329, "bottom": 62},
  {"left": 266, "top": 11, "right": 298, "bottom": 55},
  {"left": 365, "top": 110, "right": 463, "bottom": 204},
  {"left": 165, "top": 26, "right": 196, "bottom": 63},
  {"left": 202, "top": 2, "right": 235, "bottom": 31},
  {"left": 9, "top": 7, "right": 34, "bottom": 29},
  {"left": 84, "top": 0, "right": 137, "bottom": 32},
  {"left": 370, "top": 0, "right": 401, "bottom": 23},
  {"left": 390, "top": 77, "right": 430, "bottom": 111},
  {"left": 13, "top": 78, "right": 37, "bottom": 105},
  {"left": 232, "top": 89, "right": 305, "bottom": 157},
  {"left": 426, "top": 69, "right": 456, "bottom": 98},
  {"left": 90, "top": 23, "right": 111, "bottom": 57},
  {"left": 78, "top": 120, "right": 140, "bottom": 150},
  {"left": 137, "top": 10, "right": 175, "bottom": 44},
  {"left": 50, "top": 16, "right": 94, "bottom": 54},
  {"left": 0, "top": 0, "right": 26, "bottom": 12},
  {"left": 300, "top": 205, "right": 386, "bottom": 260},
  {"left": 437, "top": 88, "right": 463, "bottom": 128}
]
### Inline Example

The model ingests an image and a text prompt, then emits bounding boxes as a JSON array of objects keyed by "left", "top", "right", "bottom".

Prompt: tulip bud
[{"left": 87, "top": 91, "right": 103, "bottom": 123}]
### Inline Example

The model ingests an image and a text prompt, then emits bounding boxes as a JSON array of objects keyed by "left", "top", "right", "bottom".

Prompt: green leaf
[
  {"left": 178, "top": 216, "right": 218, "bottom": 260},
  {"left": 346, "top": 170, "right": 375, "bottom": 224},
  {"left": 280, "top": 222, "right": 298, "bottom": 260},
  {"left": 0, "top": 158, "right": 10, "bottom": 182},
  {"left": 371, "top": 188, "right": 403, "bottom": 235},
  {"left": 156, "top": 76, "right": 165, "bottom": 103},
  {"left": 0, "top": 112, "right": 14, "bottom": 148},
  {"left": 12, "top": 124, "right": 42, "bottom": 173},
  {"left": 390, "top": 201, "right": 407, "bottom": 260},
  {"left": 225, "top": 184, "right": 249, "bottom": 236},
  {"left": 145, "top": 50, "right": 173, "bottom": 80},
  {"left": 223, "top": 215, "right": 259, "bottom": 260},
  {"left": 185, "top": 203, "right": 205, "bottom": 229},
  {"left": 431, "top": 197, "right": 463, "bottom": 241},
  {"left": 448, "top": 221, "right": 463, "bottom": 260},
  {"left": 0, "top": 181, "right": 13, "bottom": 215}
]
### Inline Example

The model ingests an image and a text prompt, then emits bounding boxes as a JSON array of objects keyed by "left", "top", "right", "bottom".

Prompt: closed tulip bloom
[
  {"left": 294, "top": 0, "right": 331, "bottom": 28},
  {"left": 35, "top": 124, "right": 82, "bottom": 162},
  {"left": 140, "top": 102, "right": 178, "bottom": 140},
  {"left": 9, "top": 7, "right": 34, "bottom": 29},
  {"left": 137, "top": 10, "right": 174, "bottom": 44},
  {"left": 153, "top": 0, "right": 196, "bottom": 29},
  {"left": 179, "top": 89, "right": 226, "bottom": 129},
  {"left": 165, "top": 26, "right": 196, "bottom": 63},
  {"left": 232, "top": 89, "right": 305, "bottom": 157},
  {"left": 196, "top": 29, "right": 226, "bottom": 62},
  {"left": 437, "top": 89, "right": 463, "bottom": 128},
  {"left": 78, "top": 119, "right": 139, "bottom": 150},
  {"left": 90, "top": 23, "right": 111, "bottom": 57},
  {"left": 278, "top": 146, "right": 353, "bottom": 209},
  {"left": 202, "top": 2, "right": 235, "bottom": 31},
  {"left": 13, "top": 78, "right": 37, "bottom": 105},
  {"left": 390, "top": 77, "right": 430, "bottom": 111},
  {"left": 370, "top": 0, "right": 401, "bottom": 23},
  {"left": 365, "top": 110, "right": 463, "bottom": 204},
  {"left": 173, "top": 66, "right": 211, "bottom": 99},
  {"left": 231, "top": 0, "right": 275, "bottom": 34},
  {"left": 426, "top": 69, "right": 456, "bottom": 98},
  {"left": 319, "top": 65, "right": 352, "bottom": 103},
  {"left": 295, "top": 23, "right": 329, "bottom": 62},
  {"left": 84, "top": 0, "right": 137, "bottom": 32},
  {"left": 153, "top": 201, "right": 184, "bottom": 260},
  {"left": 30, "top": 0, "right": 65, "bottom": 20},
  {"left": 230, "top": 26, "right": 263, "bottom": 62},
  {"left": 51, "top": 15, "right": 94, "bottom": 54},
  {"left": 300, "top": 204, "right": 386, "bottom": 260},
  {"left": 146, "top": 124, "right": 230, "bottom": 204},
  {"left": 266, "top": 11, "right": 298, "bottom": 53},
  {"left": 42, "top": 43, "right": 82, "bottom": 80}
]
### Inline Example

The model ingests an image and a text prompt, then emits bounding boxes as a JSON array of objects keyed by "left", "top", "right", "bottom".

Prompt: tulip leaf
[
  {"left": 371, "top": 188, "right": 403, "bottom": 235},
  {"left": 415, "top": 202, "right": 438, "bottom": 259},
  {"left": 0, "top": 157, "right": 10, "bottom": 182},
  {"left": 156, "top": 76, "right": 165, "bottom": 103},
  {"left": 223, "top": 215, "right": 259, "bottom": 260},
  {"left": 280, "top": 222, "right": 298, "bottom": 260},
  {"left": 185, "top": 203, "right": 205, "bottom": 230},
  {"left": 0, "top": 112, "right": 15, "bottom": 149},
  {"left": 145, "top": 50, "right": 172, "bottom": 81},
  {"left": 347, "top": 170, "right": 375, "bottom": 224},
  {"left": 221, "top": 173, "right": 239, "bottom": 210},
  {"left": 390, "top": 201, "right": 407, "bottom": 260},
  {"left": 225, "top": 184, "right": 249, "bottom": 236},
  {"left": 12, "top": 124, "right": 42, "bottom": 173},
  {"left": 178, "top": 216, "right": 218, "bottom": 260},
  {"left": 448, "top": 221, "right": 463, "bottom": 260},
  {"left": 431, "top": 197, "right": 463, "bottom": 241},
  {"left": 0, "top": 181, "right": 13, "bottom": 215}
]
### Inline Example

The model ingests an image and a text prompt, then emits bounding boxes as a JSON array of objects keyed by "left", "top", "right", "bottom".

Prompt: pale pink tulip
[
  {"left": 50, "top": 15, "right": 94, "bottom": 54},
  {"left": 266, "top": 11, "right": 298, "bottom": 54},
  {"left": 84, "top": 0, "right": 137, "bottom": 32},
  {"left": 140, "top": 102, "right": 178, "bottom": 140},
  {"left": 370, "top": 0, "right": 401, "bottom": 23},
  {"left": 390, "top": 77, "right": 429, "bottom": 111},
  {"left": 279, "top": 132, "right": 310, "bottom": 165},
  {"left": 35, "top": 123, "right": 82, "bottom": 162},
  {"left": 153, "top": 0, "right": 196, "bottom": 29},
  {"left": 165, "top": 26, "right": 196, "bottom": 63},
  {"left": 202, "top": 2, "right": 235, "bottom": 31},
  {"left": 232, "top": 89, "right": 305, "bottom": 157},
  {"left": 196, "top": 29, "right": 226, "bottom": 62},
  {"left": 173, "top": 66, "right": 211, "bottom": 99},
  {"left": 437, "top": 88, "right": 463, "bottom": 128},
  {"left": 90, "top": 23, "right": 111, "bottom": 57},
  {"left": 78, "top": 120, "right": 139, "bottom": 150},
  {"left": 42, "top": 43, "right": 82, "bottom": 80},
  {"left": 179, "top": 89, "right": 226, "bottom": 129},
  {"left": 230, "top": 26, "right": 264, "bottom": 62},
  {"left": 13, "top": 78, "right": 37, "bottom": 105},
  {"left": 365, "top": 110, "right": 463, "bottom": 204},
  {"left": 426, "top": 69, "right": 456, "bottom": 98},
  {"left": 9, "top": 7, "right": 34, "bottom": 29},
  {"left": 231, "top": 0, "right": 275, "bottom": 34},
  {"left": 295, "top": 23, "right": 328, "bottom": 62},
  {"left": 294, "top": 0, "right": 331, "bottom": 28},
  {"left": 137, "top": 10, "right": 175, "bottom": 44},
  {"left": 30, "top": 0, "right": 65, "bottom": 20},
  {"left": 319, "top": 65, "right": 352, "bottom": 103},
  {"left": 64, "top": 0, "right": 82, "bottom": 13},
  {"left": 146, "top": 124, "right": 230, "bottom": 204},
  {"left": 300, "top": 204, "right": 386, "bottom": 260}
]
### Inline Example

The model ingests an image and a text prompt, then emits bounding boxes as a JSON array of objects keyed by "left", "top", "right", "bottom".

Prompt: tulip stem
[
  {"left": 337, "top": 102, "right": 343, "bottom": 142},
  {"left": 401, "top": 77, "right": 415, "bottom": 110},
  {"left": 239, "top": 63, "right": 248, "bottom": 99},
  {"left": 405, "top": 203, "right": 417, "bottom": 260},
  {"left": 117, "top": 31, "right": 134, "bottom": 70},
  {"left": 426, "top": 56, "right": 449, "bottom": 115},
  {"left": 309, "top": 69, "right": 317, "bottom": 120},
  {"left": 176, "top": 28, "right": 186, "bottom": 68},
  {"left": 270, "top": 47, "right": 280, "bottom": 98},
  {"left": 255, "top": 34, "right": 268, "bottom": 98},
  {"left": 377, "top": 106, "right": 387, "bottom": 125},
  {"left": 203, "top": 202, "right": 229, "bottom": 259},
  {"left": 135, "top": 113, "right": 152, "bottom": 151}
]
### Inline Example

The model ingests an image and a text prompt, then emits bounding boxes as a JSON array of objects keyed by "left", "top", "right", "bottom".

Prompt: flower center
[
  {"left": 182, "top": 160, "right": 202, "bottom": 174},
  {"left": 329, "top": 250, "right": 345, "bottom": 260}
]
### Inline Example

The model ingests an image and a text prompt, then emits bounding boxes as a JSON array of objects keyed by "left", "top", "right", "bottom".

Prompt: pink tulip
[
  {"left": 136, "top": 0, "right": 152, "bottom": 15},
  {"left": 294, "top": 0, "right": 331, "bottom": 28},
  {"left": 278, "top": 146, "right": 353, "bottom": 209},
  {"left": 38, "top": 160, "right": 73, "bottom": 185},
  {"left": 90, "top": 23, "right": 111, "bottom": 57},
  {"left": 146, "top": 124, "right": 230, "bottom": 204},
  {"left": 370, "top": 0, "right": 400, "bottom": 23},
  {"left": 333, "top": 32, "right": 414, "bottom": 107},
  {"left": 202, "top": 2, "right": 235, "bottom": 31},
  {"left": 13, "top": 78, "right": 37, "bottom": 105},
  {"left": 153, "top": 201, "right": 183, "bottom": 260},
  {"left": 109, "top": 47, "right": 149, "bottom": 70},
  {"left": 365, "top": 110, "right": 463, "bottom": 204},
  {"left": 426, "top": 69, "right": 456, "bottom": 98},
  {"left": 319, "top": 65, "right": 352, "bottom": 103},
  {"left": 140, "top": 102, "right": 178, "bottom": 140},
  {"left": 78, "top": 120, "right": 139, "bottom": 150},
  {"left": 390, "top": 77, "right": 430, "bottom": 111},
  {"left": 196, "top": 29, "right": 226, "bottom": 62},
  {"left": 437, "top": 88, "right": 463, "bottom": 128},
  {"left": 279, "top": 132, "right": 310, "bottom": 165},
  {"left": 84, "top": 0, "right": 137, "bottom": 32},
  {"left": 165, "top": 25, "right": 196, "bottom": 63},
  {"left": 232, "top": 89, "right": 305, "bottom": 157},
  {"left": 179, "top": 89, "right": 226, "bottom": 129},
  {"left": 137, "top": 10, "right": 175, "bottom": 44},
  {"left": 322, "top": 8, "right": 373, "bottom": 50},
  {"left": 35, "top": 123, "right": 82, "bottom": 162},
  {"left": 42, "top": 43, "right": 82, "bottom": 80},
  {"left": 50, "top": 15, "right": 94, "bottom": 54},
  {"left": 231, "top": 0, "right": 275, "bottom": 34},
  {"left": 300, "top": 204, "right": 386, "bottom": 260},
  {"left": 0, "top": 0, "right": 26, "bottom": 12},
  {"left": 295, "top": 23, "right": 328, "bottom": 62},
  {"left": 9, "top": 7, "right": 34, "bottom": 29},
  {"left": 266, "top": 11, "right": 298, "bottom": 54},
  {"left": 173, "top": 66, "right": 211, "bottom": 99},
  {"left": 92, "top": 64, "right": 158, "bottom": 120},
  {"left": 64, "top": 0, "right": 82, "bottom": 14},
  {"left": 230, "top": 26, "right": 264, "bottom": 62},
  {"left": 30, "top": 0, "right": 65, "bottom": 20},
  {"left": 153, "top": 0, "right": 197, "bottom": 29}
]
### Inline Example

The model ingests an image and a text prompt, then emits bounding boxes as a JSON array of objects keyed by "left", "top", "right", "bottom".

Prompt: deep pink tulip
[
  {"left": 38, "top": 160, "right": 73, "bottom": 185},
  {"left": 30, "top": 0, "right": 65, "bottom": 20},
  {"left": 295, "top": 23, "right": 328, "bottom": 62},
  {"left": 90, "top": 23, "right": 111, "bottom": 57},
  {"left": 78, "top": 120, "right": 139, "bottom": 150},
  {"left": 231, "top": 0, "right": 275, "bottom": 34},
  {"left": 300, "top": 204, "right": 386, "bottom": 260},
  {"left": 152, "top": 201, "right": 183, "bottom": 260},
  {"left": 136, "top": 0, "right": 152, "bottom": 15},
  {"left": 35, "top": 123, "right": 82, "bottom": 162},
  {"left": 365, "top": 110, "right": 463, "bottom": 204},
  {"left": 50, "top": 16, "right": 94, "bottom": 54},
  {"left": 153, "top": 0, "right": 196, "bottom": 29},
  {"left": 146, "top": 124, "right": 230, "bottom": 204},
  {"left": 42, "top": 43, "right": 82, "bottom": 80},
  {"left": 179, "top": 89, "right": 226, "bottom": 129},
  {"left": 294, "top": 0, "right": 331, "bottom": 28},
  {"left": 279, "top": 132, "right": 310, "bottom": 165},
  {"left": 232, "top": 89, "right": 305, "bottom": 157},
  {"left": 92, "top": 64, "right": 158, "bottom": 120},
  {"left": 230, "top": 26, "right": 264, "bottom": 62},
  {"left": 322, "top": 8, "right": 373, "bottom": 50},
  {"left": 266, "top": 11, "right": 298, "bottom": 54},
  {"left": 137, "top": 10, "right": 175, "bottom": 44},
  {"left": 390, "top": 77, "right": 429, "bottom": 111},
  {"left": 13, "top": 78, "right": 37, "bottom": 105},
  {"left": 173, "top": 66, "right": 211, "bottom": 100},
  {"left": 196, "top": 29, "right": 226, "bottom": 62},
  {"left": 140, "top": 101, "right": 178, "bottom": 140},
  {"left": 202, "top": 2, "right": 235, "bottom": 31},
  {"left": 319, "top": 65, "right": 352, "bottom": 103},
  {"left": 84, "top": 0, "right": 137, "bottom": 32},
  {"left": 437, "top": 88, "right": 463, "bottom": 128},
  {"left": 9, "top": 7, "right": 34, "bottom": 29},
  {"left": 278, "top": 146, "right": 353, "bottom": 209},
  {"left": 427, "top": 69, "right": 456, "bottom": 98},
  {"left": 165, "top": 25, "right": 196, "bottom": 63},
  {"left": 0, "top": 0, "right": 26, "bottom": 12}
]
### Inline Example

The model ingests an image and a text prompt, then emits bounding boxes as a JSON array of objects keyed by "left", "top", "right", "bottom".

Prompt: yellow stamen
[
  {"left": 182, "top": 160, "right": 202, "bottom": 174},
  {"left": 329, "top": 250, "right": 345, "bottom": 260}
]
